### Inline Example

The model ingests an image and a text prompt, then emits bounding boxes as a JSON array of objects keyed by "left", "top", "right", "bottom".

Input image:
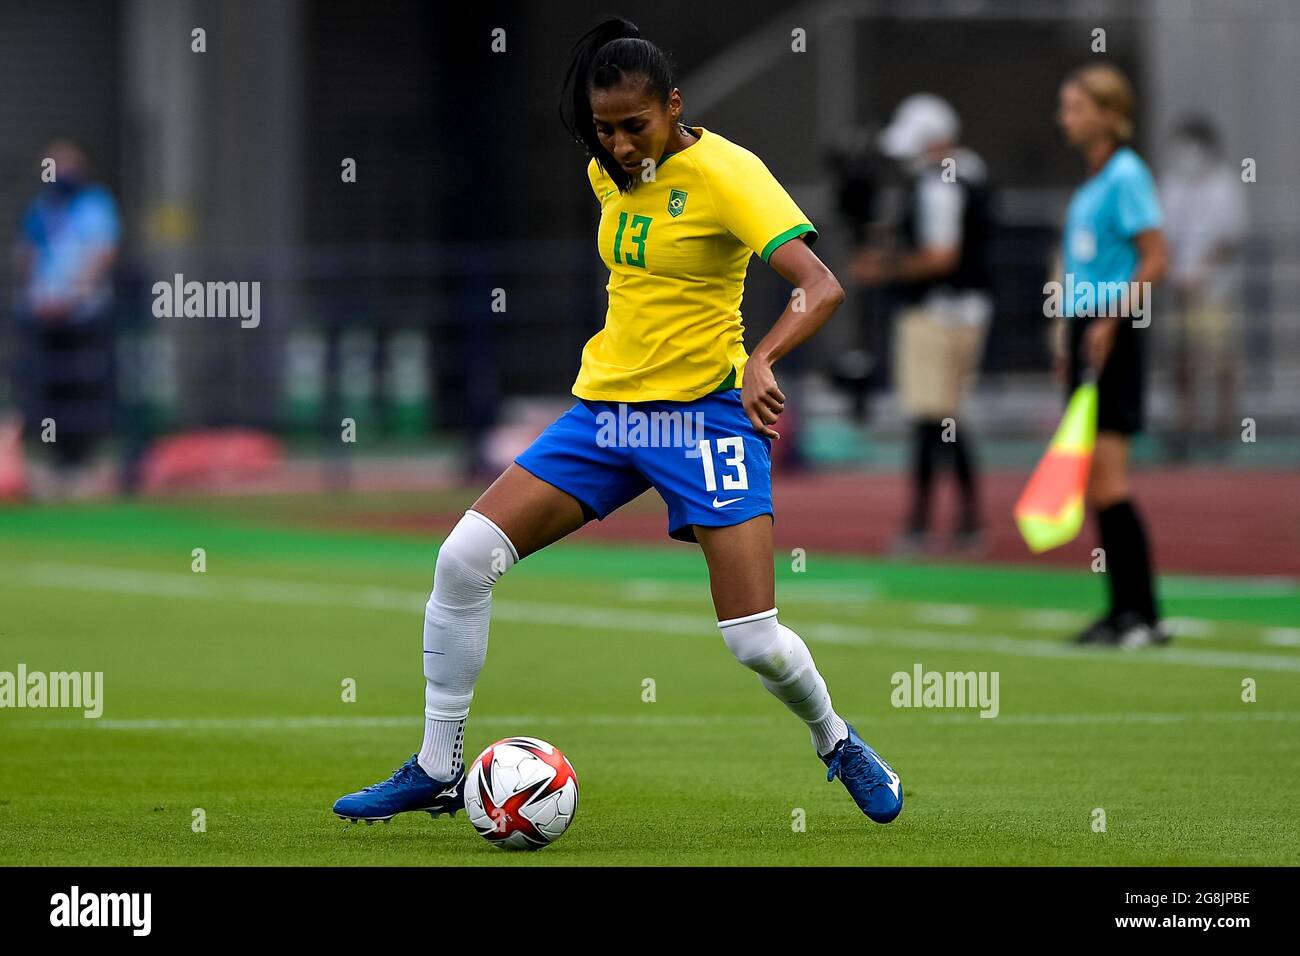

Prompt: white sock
[
  {"left": 717, "top": 608, "right": 849, "bottom": 756},
  {"left": 417, "top": 509, "right": 517, "bottom": 780},
  {"left": 419, "top": 718, "right": 465, "bottom": 781}
]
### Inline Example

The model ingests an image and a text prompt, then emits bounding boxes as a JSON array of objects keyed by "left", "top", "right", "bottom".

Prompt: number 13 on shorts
[{"left": 697, "top": 437, "right": 749, "bottom": 491}]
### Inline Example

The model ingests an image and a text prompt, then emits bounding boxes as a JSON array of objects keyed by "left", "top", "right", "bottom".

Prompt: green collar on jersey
[{"left": 658, "top": 125, "right": 703, "bottom": 170}]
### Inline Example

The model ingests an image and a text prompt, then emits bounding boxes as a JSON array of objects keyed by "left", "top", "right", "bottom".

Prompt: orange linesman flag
[{"left": 1014, "top": 381, "right": 1098, "bottom": 553}]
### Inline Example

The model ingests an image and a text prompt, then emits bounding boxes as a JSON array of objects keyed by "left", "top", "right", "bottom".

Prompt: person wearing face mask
[
  {"left": 1158, "top": 116, "right": 1247, "bottom": 458},
  {"left": 852, "top": 94, "right": 993, "bottom": 556},
  {"left": 11, "top": 139, "right": 122, "bottom": 494}
]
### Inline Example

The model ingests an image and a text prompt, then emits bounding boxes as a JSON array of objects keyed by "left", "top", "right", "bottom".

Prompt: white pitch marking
[
  {"left": 13, "top": 562, "right": 1300, "bottom": 672},
  {"left": 773, "top": 583, "right": 879, "bottom": 603},
  {"left": 1018, "top": 609, "right": 1089, "bottom": 630},
  {"left": 27, "top": 713, "right": 778, "bottom": 731},
  {"left": 919, "top": 711, "right": 1300, "bottom": 726},
  {"left": 22, "top": 710, "right": 1300, "bottom": 732},
  {"left": 1263, "top": 627, "right": 1300, "bottom": 647},
  {"left": 619, "top": 578, "right": 877, "bottom": 604},
  {"left": 619, "top": 580, "right": 695, "bottom": 602},
  {"left": 913, "top": 603, "right": 978, "bottom": 626},
  {"left": 1162, "top": 618, "right": 1214, "bottom": 638}
]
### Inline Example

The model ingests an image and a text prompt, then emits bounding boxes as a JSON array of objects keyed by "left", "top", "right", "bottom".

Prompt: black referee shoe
[
  {"left": 1071, "top": 615, "right": 1118, "bottom": 645},
  {"left": 1112, "top": 613, "right": 1172, "bottom": 650},
  {"left": 1072, "top": 613, "right": 1170, "bottom": 649}
]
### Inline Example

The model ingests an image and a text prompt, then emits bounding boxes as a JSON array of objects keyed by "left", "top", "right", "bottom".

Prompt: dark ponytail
[{"left": 560, "top": 16, "right": 678, "bottom": 192}]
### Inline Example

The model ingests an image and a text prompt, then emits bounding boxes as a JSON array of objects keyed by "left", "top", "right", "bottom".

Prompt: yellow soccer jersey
[{"left": 572, "top": 126, "right": 817, "bottom": 402}]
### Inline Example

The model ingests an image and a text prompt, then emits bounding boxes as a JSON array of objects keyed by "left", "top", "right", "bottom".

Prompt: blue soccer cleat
[
  {"left": 821, "top": 723, "right": 904, "bottom": 824},
  {"left": 333, "top": 754, "right": 465, "bottom": 824}
]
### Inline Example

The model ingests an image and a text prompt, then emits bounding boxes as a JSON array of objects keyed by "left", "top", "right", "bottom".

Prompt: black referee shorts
[{"left": 1066, "top": 317, "right": 1145, "bottom": 435}]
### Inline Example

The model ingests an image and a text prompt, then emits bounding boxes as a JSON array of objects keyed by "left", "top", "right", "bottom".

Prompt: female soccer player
[
  {"left": 332, "top": 17, "right": 903, "bottom": 826},
  {"left": 1054, "top": 64, "right": 1169, "bottom": 648}
]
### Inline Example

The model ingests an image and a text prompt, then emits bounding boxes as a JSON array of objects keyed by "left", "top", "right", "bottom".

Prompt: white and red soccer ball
[{"left": 463, "top": 736, "right": 578, "bottom": 850}]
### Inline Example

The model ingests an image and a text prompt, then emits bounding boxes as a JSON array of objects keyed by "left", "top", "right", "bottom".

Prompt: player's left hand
[
  {"left": 742, "top": 357, "right": 784, "bottom": 440},
  {"left": 1085, "top": 317, "right": 1119, "bottom": 374}
]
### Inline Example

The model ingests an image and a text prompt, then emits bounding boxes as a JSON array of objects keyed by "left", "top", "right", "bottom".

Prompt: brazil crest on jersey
[{"left": 573, "top": 126, "right": 818, "bottom": 402}]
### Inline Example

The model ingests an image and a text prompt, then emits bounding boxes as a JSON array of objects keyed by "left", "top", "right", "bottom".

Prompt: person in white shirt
[
  {"left": 853, "top": 94, "right": 993, "bottom": 555},
  {"left": 1159, "top": 115, "right": 1247, "bottom": 454}
]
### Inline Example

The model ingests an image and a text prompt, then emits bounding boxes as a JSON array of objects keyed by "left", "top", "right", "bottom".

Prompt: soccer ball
[{"left": 463, "top": 736, "right": 579, "bottom": 850}]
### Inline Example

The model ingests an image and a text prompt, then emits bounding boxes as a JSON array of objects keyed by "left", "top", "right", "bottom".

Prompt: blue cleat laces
[{"left": 822, "top": 724, "right": 904, "bottom": 824}]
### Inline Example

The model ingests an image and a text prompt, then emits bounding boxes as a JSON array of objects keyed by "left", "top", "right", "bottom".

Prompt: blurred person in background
[
  {"left": 1159, "top": 115, "right": 1247, "bottom": 459},
  {"left": 1053, "top": 65, "right": 1169, "bottom": 649},
  {"left": 852, "top": 94, "right": 993, "bottom": 555},
  {"left": 11, "top": 139, "right": 122, "bottom": 497}
]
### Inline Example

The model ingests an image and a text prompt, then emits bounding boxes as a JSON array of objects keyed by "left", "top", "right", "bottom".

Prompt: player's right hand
[{"left": 741, "top": 357, "right": 784, "bottom": 440}]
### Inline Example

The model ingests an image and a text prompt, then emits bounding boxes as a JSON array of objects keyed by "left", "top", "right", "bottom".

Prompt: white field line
[
  {"left": 1017, "top": 608, "right": 1089, "bottom": 630},
  {"left": 23, "top": 710, "right": 1300, "bottom": 732},
  {"left": 25, "top": 714, "right": 771, "bottom": 731},
  {"left": 620, "top": 578, "right": 879, "bottom": 603},
  {"left": 913, "top": 603, "right": 980, "bottom": 626},
  {"left": 13, "top": 562, "right": 1300, "bottom": 672},
  {"left": 1263, "top": 627, "right": 1300, "bottom": 647},
  {"left": 629, "top": 585, "right": 1222, "bottom": 639},
  {"left": 1162, "top": 617, "right": 1214, "bottom": 638}
]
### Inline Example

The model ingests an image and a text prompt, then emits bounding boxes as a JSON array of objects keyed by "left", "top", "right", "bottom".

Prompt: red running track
[{"left": 347, "top": 468, "right": 1298, "bottom": 578}]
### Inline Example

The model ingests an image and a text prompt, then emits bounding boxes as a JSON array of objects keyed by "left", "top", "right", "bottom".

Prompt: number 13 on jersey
[
  {"left": 697, "top": 437, "right": 748, "bottom": 492},
  {"left": 613, "top": 213, "right": 652, "bottom": 268}
]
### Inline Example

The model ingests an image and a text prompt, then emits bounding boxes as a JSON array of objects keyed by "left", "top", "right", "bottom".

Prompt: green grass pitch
[{"left": 1, "top": 500, "right": 1297, "bottom": 866}]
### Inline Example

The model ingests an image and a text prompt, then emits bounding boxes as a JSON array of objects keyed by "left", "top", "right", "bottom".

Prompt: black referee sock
[
  {"left": 907, "top": 421, "right": 944, "bottom": 533},
  {"left": 1096, "top": 500, "right": 1158, "bottom": 625},
  {"left": 950, "top": 430, "right": 980, "bottom": 533}
]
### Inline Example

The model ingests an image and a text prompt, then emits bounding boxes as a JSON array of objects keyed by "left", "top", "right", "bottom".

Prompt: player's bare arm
[{"left": 745, "top": 239, "right": 845, "bottom": 439}]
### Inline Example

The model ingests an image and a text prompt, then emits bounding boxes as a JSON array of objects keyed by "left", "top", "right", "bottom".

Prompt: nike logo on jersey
[{"left": 712, "top": 496, "right": 743, "bottom": 508}]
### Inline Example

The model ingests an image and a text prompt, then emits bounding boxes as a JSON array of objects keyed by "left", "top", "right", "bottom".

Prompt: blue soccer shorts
[{"left": 514, "top": 388, "right": 773, "bottom": 543}]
